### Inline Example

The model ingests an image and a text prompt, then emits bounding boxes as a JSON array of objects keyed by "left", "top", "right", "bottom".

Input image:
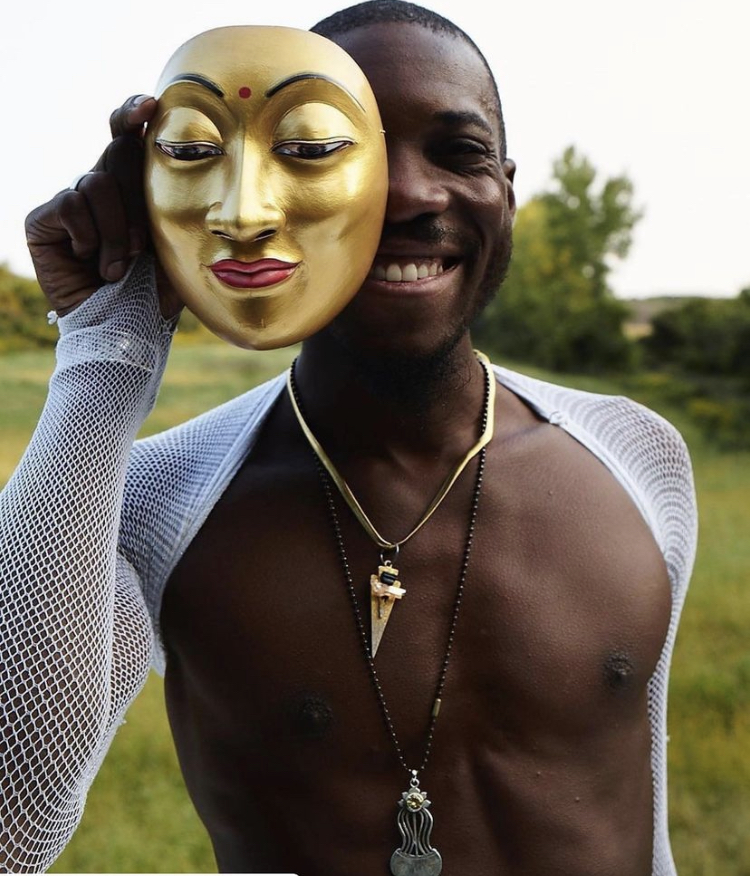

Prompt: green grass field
[{"left": 1, "top": 336, "right": 747, "bottom": 874}]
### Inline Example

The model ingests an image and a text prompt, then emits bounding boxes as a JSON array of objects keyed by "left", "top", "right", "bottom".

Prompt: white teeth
[{"left": 370, "top": 259, "right": 446, "bottom": 282}]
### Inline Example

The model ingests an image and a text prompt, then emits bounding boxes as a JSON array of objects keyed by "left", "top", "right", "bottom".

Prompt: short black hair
[{"left": 311, "top": 0, "right": 507, "bottom": 159}]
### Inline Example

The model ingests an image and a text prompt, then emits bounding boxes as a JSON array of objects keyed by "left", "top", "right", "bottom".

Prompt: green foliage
[
  {"left": 685, "top": 396, "right": 750, "bottom": 450},
  {"left": 474, "top": 145, "right": 642, "bottom": 373},
  {"left": 637, "top": 292, "right": 750, "bottom": 449},
  {"left": 0, "top": 264, "right": 57, "bottom": 351},
  {"left": 644, "top": 292, "right": 750, "bottom": 377},
  {"left": 541, "top": 146, "right": 642, "bottom": 300}
]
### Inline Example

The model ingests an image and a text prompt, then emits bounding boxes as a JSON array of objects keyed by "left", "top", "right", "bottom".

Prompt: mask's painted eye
[
  {"left": 156, "top": 140, "right": 224, "bottom": 161},
  {"left": 272, "top": 139, "right": 353, "bottom": 159}
]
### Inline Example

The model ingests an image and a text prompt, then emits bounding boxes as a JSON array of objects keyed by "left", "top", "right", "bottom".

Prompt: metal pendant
[
  {"left": 390, "top": 773, "right": 442, "bottom": 876},
  {"left": 370, "top": 560, "right": 405, "bottom": 657}
]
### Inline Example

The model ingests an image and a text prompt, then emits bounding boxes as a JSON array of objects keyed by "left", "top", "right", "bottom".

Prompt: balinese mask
[{"left": 144, "top": 26, "right": 387, "bottom": 349}]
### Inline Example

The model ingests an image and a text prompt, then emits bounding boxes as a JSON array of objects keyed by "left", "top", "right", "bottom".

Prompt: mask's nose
[{"left": 207, "top": 147, "right": 286, "bottom": 243}]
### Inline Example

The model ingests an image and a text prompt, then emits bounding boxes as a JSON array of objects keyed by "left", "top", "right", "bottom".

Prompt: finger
[
  {"left": 55, "top": 190, "right": 101, "bottom": 260},
  {"left": 74, "top": 172, "right": 131, "bottom": 282},
  {"left": 25, "top": 192, "right": 103, "bottom": 313},
  {"left": 99, "top": 135, "right": 148, "bottom": 254},
  {"left": 26, "top": 190, "right": 98, "bottom": 255},
  {"left": 109, "top": 94, "right": 157, "bottom": 139}
]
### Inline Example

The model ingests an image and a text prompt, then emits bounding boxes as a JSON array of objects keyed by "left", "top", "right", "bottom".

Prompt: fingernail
[
  {"left": 106, "top": 260, "right": 127, "bottom": 282},
  {"left": 132, "top": 94, "right": 151, "bottom": 107}
]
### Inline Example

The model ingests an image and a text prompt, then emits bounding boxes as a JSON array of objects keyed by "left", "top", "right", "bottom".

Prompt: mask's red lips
[{"left": 210, "top": 259, "right": 299, "bottom": 289}]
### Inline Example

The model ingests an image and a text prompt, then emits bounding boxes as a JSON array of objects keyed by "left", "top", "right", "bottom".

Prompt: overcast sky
[{"left": 2, "top": 0, "right": 747, "bottom": 299}]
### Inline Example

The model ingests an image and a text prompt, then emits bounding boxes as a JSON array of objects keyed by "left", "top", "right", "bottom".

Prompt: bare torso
[{"left": 161, "top": 380, "right": 671, "bottom": 875}]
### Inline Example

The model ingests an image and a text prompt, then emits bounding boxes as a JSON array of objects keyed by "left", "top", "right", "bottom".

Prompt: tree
[
  {"left": 644, "top": 290, "right": 750, "bottom": 378},
  {"left": 474, "top": 146, "right": 643, "bottom": 373}
]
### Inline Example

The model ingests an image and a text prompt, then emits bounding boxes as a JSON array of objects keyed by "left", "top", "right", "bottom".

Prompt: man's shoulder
[
  {"left": 119, "top": 371, "right": 285, "bottom": 569},
  {"left": 493, "top": 363, "right": 690, "bottom": 459},
  {"left": 493, "top": 363, "right": 697, "bottom": 585},
  {"left": 131, "top": 370, "right": 286, "bottom": 468}
]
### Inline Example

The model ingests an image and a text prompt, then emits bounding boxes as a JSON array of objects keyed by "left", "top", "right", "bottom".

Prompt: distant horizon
[{"left": 619, "top": 288, "right": 740, "bottom": 301}]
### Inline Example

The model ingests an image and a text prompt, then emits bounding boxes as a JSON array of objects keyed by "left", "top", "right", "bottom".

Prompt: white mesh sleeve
[{"left": 0, "top": 256, "right": 173, "bottom": 872}]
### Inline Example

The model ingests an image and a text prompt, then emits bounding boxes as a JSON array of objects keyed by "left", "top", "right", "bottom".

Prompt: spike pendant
[{"left": 370, "top": 561, "right": 405, "bottom": 657}]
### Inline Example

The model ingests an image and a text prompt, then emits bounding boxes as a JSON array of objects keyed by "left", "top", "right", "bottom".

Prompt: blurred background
[{"left": 1, "top": 0, "right": 748, "bottom": 872}]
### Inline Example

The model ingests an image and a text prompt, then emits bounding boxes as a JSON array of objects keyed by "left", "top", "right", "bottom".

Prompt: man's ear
[{"left": 503, "top": 158, "right": 517, "bottom": 218}]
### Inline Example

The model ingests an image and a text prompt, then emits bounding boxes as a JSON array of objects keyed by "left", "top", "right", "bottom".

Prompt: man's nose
[
  {"left": 384, "top": 145, "right": 450, "bottom": 224},
  {"left": 207, "top": 150, "right": 286, "bottom": 243}
]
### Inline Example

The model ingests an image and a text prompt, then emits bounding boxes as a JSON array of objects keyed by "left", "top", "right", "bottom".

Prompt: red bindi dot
[{"left": 238, "top": 86, "right": 252, "bottom": 99}]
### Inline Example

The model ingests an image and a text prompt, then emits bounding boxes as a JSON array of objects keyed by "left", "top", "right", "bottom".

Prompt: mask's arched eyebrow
[
  {"left": 266, "top": 73, "right": 364, "bottom": 111},
  {"left": 165, "top": 73, "right": 224, "bottom": 99}
]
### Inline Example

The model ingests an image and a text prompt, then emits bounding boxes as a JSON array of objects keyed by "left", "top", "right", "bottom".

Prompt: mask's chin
[
  {"left": 199, "top": 319, "right": 284, "bottom": 352},
  {"left": 187, "top": 295, "right": 320, "bottom": 351}
]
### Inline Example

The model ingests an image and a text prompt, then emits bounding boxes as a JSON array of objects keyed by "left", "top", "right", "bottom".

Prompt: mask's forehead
[{"left": 155, "top": 26, "right": 380, "bottom": 117}]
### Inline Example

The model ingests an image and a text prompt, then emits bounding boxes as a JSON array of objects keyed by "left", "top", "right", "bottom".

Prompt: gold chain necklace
[{"left": 286, "top": 351, "right": 495, "bottom": 656}]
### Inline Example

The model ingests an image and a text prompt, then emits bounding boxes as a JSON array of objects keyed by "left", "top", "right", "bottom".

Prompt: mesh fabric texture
[{"left": 0, "top": 256, "right": 697, "bottom": 874}]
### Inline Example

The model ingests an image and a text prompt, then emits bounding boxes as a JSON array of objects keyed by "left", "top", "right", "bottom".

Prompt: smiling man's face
[
  {"left": 144, "top": 26, "right": 388, "bottom": 350},
  {"left": 317, "top": 21, "right": 515, "bottom": 365}
]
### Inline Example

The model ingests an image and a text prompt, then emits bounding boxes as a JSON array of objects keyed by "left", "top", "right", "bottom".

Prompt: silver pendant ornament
[{"left": 390, "top": 772, "right": 443, "bottom": 876}]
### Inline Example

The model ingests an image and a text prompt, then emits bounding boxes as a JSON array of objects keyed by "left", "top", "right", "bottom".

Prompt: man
[{"left": 3, "top": 2, "right": 696, "bottom": 874}]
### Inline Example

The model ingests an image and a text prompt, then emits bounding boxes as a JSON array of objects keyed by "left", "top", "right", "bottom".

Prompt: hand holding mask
[{"left": 144, "top": 26, "right": 388, "bottom": 349}]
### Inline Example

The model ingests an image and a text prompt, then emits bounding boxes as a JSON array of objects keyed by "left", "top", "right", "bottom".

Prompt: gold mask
[{"left": 144, "top": 26, "right": 388, "bottom": 349}]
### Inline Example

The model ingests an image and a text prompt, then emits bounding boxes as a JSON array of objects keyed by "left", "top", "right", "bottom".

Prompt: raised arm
[{"left": 0, "top": 98, "right": 177, "bottom": 872}]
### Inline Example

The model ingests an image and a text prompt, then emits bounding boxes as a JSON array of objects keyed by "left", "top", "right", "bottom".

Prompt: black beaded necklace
[{"left": 288, "top": 356, "right": 491, "bottom": 876}]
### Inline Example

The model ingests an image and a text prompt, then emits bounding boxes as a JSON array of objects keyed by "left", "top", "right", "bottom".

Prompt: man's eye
[
  {"left": 155, "top": 140, "right": 223, "bottom": 161},
  {"left": 434, "top": 138, "right": 497, "bottom": 173},
  {"left": 446, "top": 139, "right": 490, "bottom": 158},
  {"left": 272, "top": 139, "right": 353, "bottom": 159}
]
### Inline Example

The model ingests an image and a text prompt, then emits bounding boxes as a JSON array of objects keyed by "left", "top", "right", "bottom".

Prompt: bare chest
[
  {"left": 160, "top": 417, "right": 670, "bottom": 874},
  {"left": 162, "top": 423, "right": 671, "bottom": 760}
]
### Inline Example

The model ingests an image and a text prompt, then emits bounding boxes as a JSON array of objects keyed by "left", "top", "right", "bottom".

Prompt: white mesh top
[{"left": 0, "top": 256, "right": 697, "bottom": 874}]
